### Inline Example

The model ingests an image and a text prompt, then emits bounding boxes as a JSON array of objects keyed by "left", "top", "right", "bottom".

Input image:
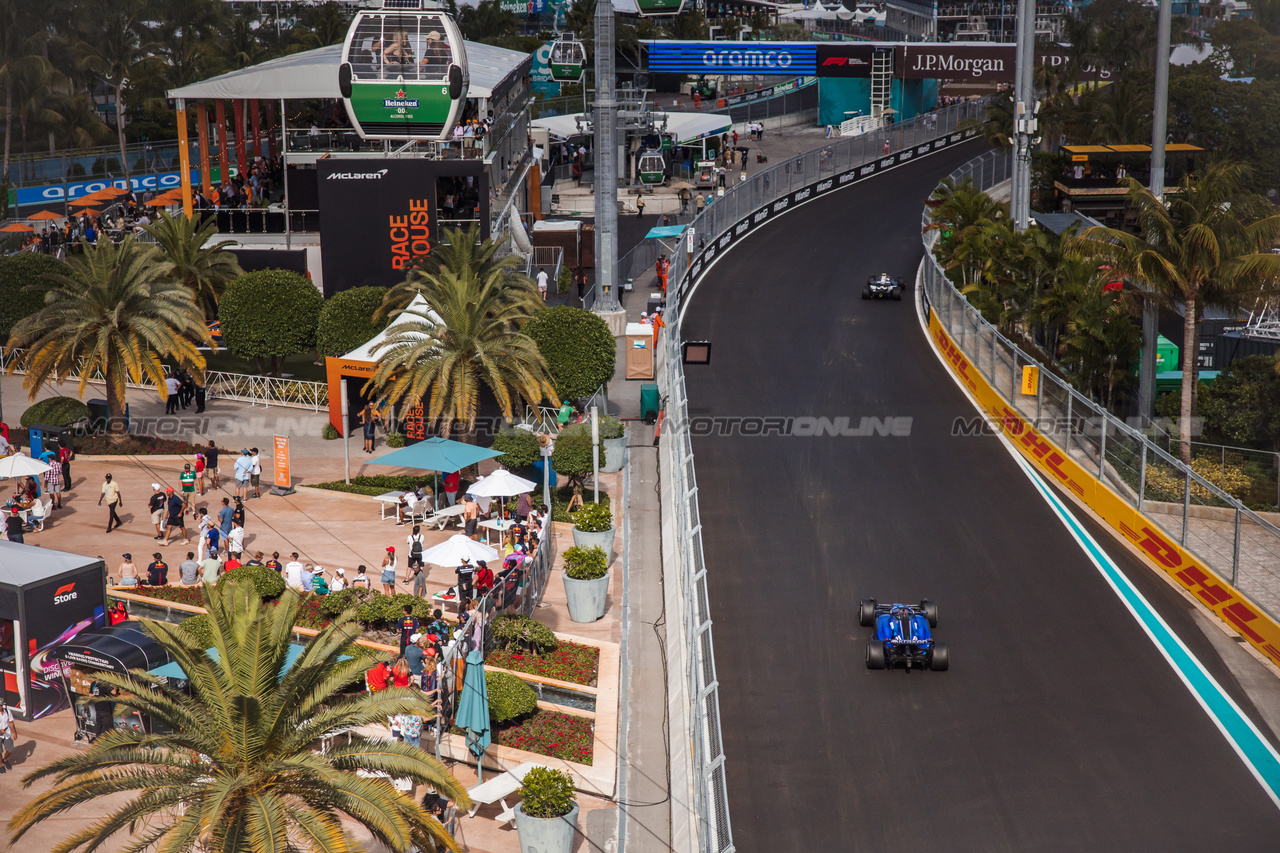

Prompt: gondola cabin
[
  {"left": 549, "top": 33, "right": 587, "bottom": 83},
  {"left": 635, "top": 0, "right": 687, "bottom": 14},
  {"left": 638, "top": 149, "right": 666, "bottom": 186},
  {"left": 338, "top": 0, "right": 469, "bottom": 141}
]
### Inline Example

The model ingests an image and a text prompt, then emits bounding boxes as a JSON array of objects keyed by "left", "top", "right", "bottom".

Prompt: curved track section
[{"left": 680, "top": 140, "right": 1280, "bottom": 852}]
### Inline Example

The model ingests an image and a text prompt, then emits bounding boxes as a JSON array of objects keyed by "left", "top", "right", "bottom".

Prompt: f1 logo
[{"left": 53, "top": 582, "right": 78, "bottom": 604}]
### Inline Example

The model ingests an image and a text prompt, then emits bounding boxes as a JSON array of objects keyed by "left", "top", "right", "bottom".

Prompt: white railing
[
  {"left": 1, "top": 348, "right": 328, "bottom": 411},
  {"left": 840, "top": 114, "right": 886, "bottom": 137}
]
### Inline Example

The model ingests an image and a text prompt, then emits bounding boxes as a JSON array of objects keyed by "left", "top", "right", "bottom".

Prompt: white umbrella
[
  {"left": 0, "top": 455, "right": 51, "bottom": 479},
  {"left": 468, "top": 469, "right": 537, "bottom": 518},
  {"left": 468, "top": 469, "right": 536, "bottom": 498},
  {"left": 419, "top": 534, "right": 500, "bottom": 567}
]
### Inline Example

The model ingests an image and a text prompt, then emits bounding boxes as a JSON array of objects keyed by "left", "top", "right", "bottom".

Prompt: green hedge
[
  {"left": 525, "top": 305, "right": 615, "bottom": 400},
  {"left": 0, "top": 253, "right": 59, "bottom": 342},
  {"left": 179, "top": 613, "right": 214, "bottom": 648},
  {"left": 563, "top": 545, "right": 608, "bottom": 579},
  {"left": 19, "top": 396, "right": 90, "bottom": 428},
  {"left": 551, "top": 428, "right": 603, "bottom": 484},
  {"left": 491, "top": 427, "right": 541, "bottom": 470},
  {"left": 487, "top": 670, "right": 539, "bottom": 723},
  {"left": 490, "top": 614, "right": 557, "bottom": 654},
  {"left": 317, "top": 286, "right": 389, "bottom": 357},
  {"left": 217, "top": 564, "right": 286, "bottom": 599},
  {"left": 310, "top": 474, "right": 461, "bottom": 497},
  {"left": 219, "top": 269, "right": 323, "bottom": 362}
]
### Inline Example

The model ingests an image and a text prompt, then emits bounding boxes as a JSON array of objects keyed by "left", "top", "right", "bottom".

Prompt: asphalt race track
[{"left": 680, "top": 139, "right": 1280, "bottom": 852}]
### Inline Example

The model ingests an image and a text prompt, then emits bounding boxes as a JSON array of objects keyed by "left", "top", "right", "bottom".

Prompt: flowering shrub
[
  {"left": 123, "top": 584, "right": 206, "bottom": 606},
  {"left": 494, "top": 710, "right": 594, "bottom": 766},
  {"left": 487, "top": 641, "right": 599, "bottom": 687},
  {"left": 75, "top": 435, "right": 206, "bottom": 455}
]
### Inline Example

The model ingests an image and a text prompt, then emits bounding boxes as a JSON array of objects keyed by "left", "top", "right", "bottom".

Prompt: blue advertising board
[
  {"left": 12, "top": 168, "right": 230, "bottom": 209},
  {"left": 531, "top": 41, "right": 561, "bottom": 97},
  {"left": 647, "top": 41, "right": 817, "bottom": 75}
]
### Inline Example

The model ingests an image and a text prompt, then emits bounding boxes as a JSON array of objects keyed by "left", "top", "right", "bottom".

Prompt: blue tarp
[
  {"left": 368, "top": 436, "right": 504, "bottom": 474},
  {"left": 643, "top": 225, "right": 688, "bottom": 239}
]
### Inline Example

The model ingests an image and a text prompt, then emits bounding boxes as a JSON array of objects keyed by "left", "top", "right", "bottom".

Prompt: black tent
[
  {"left": 0, "top": 540, "right": 107, "bottom": 720},
  {"left": 50, "top": 623, "right": 172, "bottom": 674}
]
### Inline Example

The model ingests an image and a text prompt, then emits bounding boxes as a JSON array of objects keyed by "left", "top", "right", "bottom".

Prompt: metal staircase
[{"left": 870, "top": 49, "right": 893, "bottom": 118}]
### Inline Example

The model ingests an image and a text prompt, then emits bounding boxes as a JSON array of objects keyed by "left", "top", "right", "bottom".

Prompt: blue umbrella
[
  {"left": 368, "top": 437, "right": 505, "bottom": 512},
  {"left": 455, "top": 649, "right": 492, "bottom": 781}
]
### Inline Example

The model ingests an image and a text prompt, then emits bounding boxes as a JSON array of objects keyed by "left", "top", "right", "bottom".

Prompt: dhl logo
[
  {"left": 994, "top": 405, "right": 1085, "bottom": 498},
  {"left": 932, "top": 327, "right": 976, "bottom": 390}
]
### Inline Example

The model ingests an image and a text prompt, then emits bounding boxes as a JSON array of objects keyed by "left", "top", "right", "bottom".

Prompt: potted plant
[
  {"left": 561, "top": 545, "right": 609, "bottom": 623},
  {"left": 570, "top": 501, "right": 614, "bottom": 559},
  {"left": 598, "top": 415, "right": 626, "bottom": 474},
  {"left": 514, "top": 766, "right": 579, "bottom": 853}
]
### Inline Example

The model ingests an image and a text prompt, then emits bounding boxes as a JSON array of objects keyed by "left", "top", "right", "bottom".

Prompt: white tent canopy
[
  {"left": 342, "top": 293, "right": 443, "bottom": 362},
  {"left": 532, "top": 111, "right": 732, "bottom": 146},
  {"left": 168, "top": 41, "right": 529, "bottom": 102}
]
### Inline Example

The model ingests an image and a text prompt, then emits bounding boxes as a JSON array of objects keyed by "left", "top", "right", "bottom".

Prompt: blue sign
[
  {"left": 531, "top": 42, "right": 561, "bottom": 98},
  {"left": 13, "top": 168, "right": 216, "bottom": 208},
  {"left": 647, "top": 42, "right": 817, "bottom": 75}
]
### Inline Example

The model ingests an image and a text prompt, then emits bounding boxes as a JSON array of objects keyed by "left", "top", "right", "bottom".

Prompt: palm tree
[
  {"left": 1058, "top": 279, "right": 1142, "bottom": 409},
  {"left": 74, "top": 0, "right": 154, "bottom": 184},
  {"left": 4, "top": 237, "right": 211, "bottom": 438},
  {"left": 143, "top": 211, "right": 244, "bottom": 320},
  {"left": 369, "top": 265, "right": 556, "bottom": 443},
  {"left": 9, "top": 581, "right": 469, "bottom": 853},
  {"left": 375, "top": 223, "right": 522, "bottom": 324},
  {"left": 1068, "top": 162, "right": 1280, "bottom": 461},
  {"left": 960, "top": 89, "right": 1013, "bottom": 149},
  {"left": 0, "top": 0, "right": 52, "bottom": 184}
]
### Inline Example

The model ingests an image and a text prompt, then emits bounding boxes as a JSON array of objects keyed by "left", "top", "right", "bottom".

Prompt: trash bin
[
  {"left": 86, "top": 399, "right": 129, "bottom": 433},
  {"left": 640, "top": 384, "right": 660, "bottom": 424},
  {"left": 28, "top": 425, "right": 74, "bottom": 461}
]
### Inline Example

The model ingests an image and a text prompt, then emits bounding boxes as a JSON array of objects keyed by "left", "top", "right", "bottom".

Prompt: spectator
[
  {"left": 330, "top": 567, "right": 347, "bottom": 592},
  {"left": 116, "top": 554, "right": 137, "bottom": 587},
  {"left": 195, "top": 453, "right": 206, "bottom": 495},
  {"left": 475, "top": 560, "right": 495, "bottom": 595},
  {"left": 224, "top": 553, "right": 242, "bottom": 572},
  {"left": 179, "top": 552, "right": 200, "bottom": 586},
  {"left": 205, "top": 441, "right": 221, "bottom": 490},
  {"left": 455, "top": 556, "right": 475, "bottom": 603},
  {"left": 312, "top": 567, "right": 329, "bottom": 595},
  {"left": 367, "top": 659, "right": 392, "bottom": 692},
  {"left": 162, "top": 488, "right": 187, "bottom": 546},
  {"left": 233, "top": 449, "right": 253, "bottom": 500},
  {"left": 147, "top": 484, "right": 166, "bottom": 539},
  {"left": 352, "top": 565, "right": 371, "bottom": 588},
  {"left": 381, "top": 547, "right": 397, "bottom": 595},
  {"left": 218, "top": 497, "right": 233, "bottom": 539},
  {"left": 301, "top": 564, "right": 315, "bottom": 592},
  {"left": 405, "top": 634, "right": 426, "bottom": 684},
  {"left": 398, "top": 605, "right": 419, "bottom": 654},
  {"left": 250, "top": 447, "right": 262, "bottom": 499},
  {"left": 443, "top": 471, "right": 460, "bottom": 506},
  {"left": 146, "top": 552, "right": 169, "bottom": 586},
  {"left": 98, "top": 473, "right": 123, "bottom": 533},
  {"left": 391, "top": 658, "right": 413, "bottom": 689},
  {"left": 178, "top": 464, "right": 196, "bottom": 512},
  {"left": 201, "top": 549, "right": 222, "bottom": 584},
  {"left": 5, "top": 508, "right": 24, "bottom": 544},
  {"left": 227, "top": 520, "right": 245, "bottom": 557},
  {"left": 245, "top": 551, "right": 265, "bottom": 567},
  {"left": 284, "top": 552, "right": 304, "bottom": 589},
  {"left": 108, "top": 601, "right": 129, "bottom": 626},
  {"left": 265, "top": 551, "right": 283, "bottom": 573}
]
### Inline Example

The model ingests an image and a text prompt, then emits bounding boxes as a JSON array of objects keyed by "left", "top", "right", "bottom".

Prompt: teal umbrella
[
  {"left": 368, "top": 437, "right": 505, "bottom": 512},
  {"left": 455, "top": 648, "right": 492, "bottom": 781}
]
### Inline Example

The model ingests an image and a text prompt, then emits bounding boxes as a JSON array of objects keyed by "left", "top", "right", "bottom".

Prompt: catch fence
[{"left": 919, "top": 149, "right": 1280, "bottom": 625}]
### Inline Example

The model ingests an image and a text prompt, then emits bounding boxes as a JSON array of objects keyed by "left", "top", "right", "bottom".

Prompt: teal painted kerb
[{"left": 1013, "top": 451, "right": 1280, "bottom": 808}]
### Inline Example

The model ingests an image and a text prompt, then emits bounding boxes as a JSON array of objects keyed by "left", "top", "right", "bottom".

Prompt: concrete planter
[
  {"left": 515, "top": 802, "right": 579, "bottom": 853},
  {"left": 600, "top": 435, "right": 626, "bottom": 473},
  {"left": 571, "top": 525, "right": 614, "bottom": 562},
  {"left": 563, "top": 571, "right": 610, "bottom": 622}
]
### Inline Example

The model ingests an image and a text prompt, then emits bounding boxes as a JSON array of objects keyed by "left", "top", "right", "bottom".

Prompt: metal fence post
[
  {"left": 1182, "top": 469, "right": 1191, "bottom": 546},
  {"left": 1232, "top": 507, "right": 1242, "bottom": 586},
  {"left": 1138, "top": 442, "right": 1147, "bottom": 512},
  {"left": 1098, "top": 417, "right": 1107, "bottom": 479}
]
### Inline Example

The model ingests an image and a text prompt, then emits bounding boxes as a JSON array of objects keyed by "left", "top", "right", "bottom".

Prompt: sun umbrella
[
  {"left": 0, "top": 223, "right": 34, "bottom": 233},
  {"left": 454, "top": 649, "right": 492, "bottom": 782},
  {"left": 468, "top": 468, "right": 537, "bottom": 519},
  {"left": 669, "top": 180, "right": 696, "bottom": 190},
  {"left": 75, "top": 208, "right": 102, "bottom": 217},
  {"left": 28, "top": 210, "right": 62, "bottom": 221},
  {"left": 0, "top": 455, "right": 51, "bottom": 478},
  {"left": 98, "top": 186, "right": 128, "bottom": 196},
  {"left": 369, "top": 436, "right": 505, "bottom": 512},
  {"left": 419, "top": 534, "right": 499, "bottom": 567},
  {"left": 70, "top": 194, "right": 105, "bottom": 206}
]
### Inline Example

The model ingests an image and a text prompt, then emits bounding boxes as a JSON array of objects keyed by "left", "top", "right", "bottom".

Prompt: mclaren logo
[
  {"left": 54, "top": 582, "right": 78, "bottom": 605},
  {"left": 326, "top": 170, "right": 389, "bottom": 181}
]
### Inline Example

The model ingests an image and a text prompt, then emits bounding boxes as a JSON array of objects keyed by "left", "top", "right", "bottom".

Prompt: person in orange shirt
[{"left": 652, "top": 310, "right": 665, "bottom": 347}]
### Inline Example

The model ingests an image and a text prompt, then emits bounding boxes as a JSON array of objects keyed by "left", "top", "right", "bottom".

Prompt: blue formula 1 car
[{"left": 859, "top": 599, "right": 949, "bottom": 671}]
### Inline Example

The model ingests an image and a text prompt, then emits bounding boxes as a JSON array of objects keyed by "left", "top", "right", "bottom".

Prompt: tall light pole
[
  {"left": 592, "top": 0, "right": 618, "bottom": 311},
  {"left": 1010, "top": 0, "right": 1036, "bottom": 231},
  {"left": 1139, "top": 0, "right": 1174, "bottom": 420}
]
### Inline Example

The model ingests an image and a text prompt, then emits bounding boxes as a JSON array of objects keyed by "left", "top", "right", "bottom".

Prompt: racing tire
[
  {"left": 929, "top": 642, "right": 949, "bottom": 671},
  {"left": 861, "top": 287, "right": 871, "bottom": 300},
  {"left": 891, "top": 288, "right": 902, "bottom": 301},
  {"left": 858, "top": 598, "right": 876, "bottom": 627},
  {"left": 920, "top": 599, "right": 938, "bottom": 628},
  {"left": 866, "top": 640, "right": 886, "bottom": 670}
]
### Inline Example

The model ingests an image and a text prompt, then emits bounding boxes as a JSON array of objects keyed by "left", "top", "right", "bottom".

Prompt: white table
[
  {"left": 374, "top": 491, "right": 405, "bottom": 520},
  {"left": 423, "top": 503, "right": 467, "bottom": 530},
  {"left": 477, "top": 518, "right": 515, "bottom": 546}
]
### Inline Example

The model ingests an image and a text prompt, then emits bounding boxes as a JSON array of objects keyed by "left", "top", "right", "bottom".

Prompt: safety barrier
[
  {"left": 1, "top": 348, "right": 329, "bottom": 412},
  {"left": 919, "top": 150, "right": 1280, "bottom": 666},
  {"left": 651, "top": 97, "right": 985, "bottom": 853}
]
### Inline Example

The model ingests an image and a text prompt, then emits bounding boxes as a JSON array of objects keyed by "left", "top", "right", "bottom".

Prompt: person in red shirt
[
  {"left": 108, "top": 602, "right": 129, "bottom": 626},
  {"left": 443, "top": 470, "right": 460, "bottom": 506},
  {"left": 223, "top": 554, "right": 242, "bottom": 572},
  {"left": 475, "top": 560, "right": 495, "bottom": 594},
  {"left": 367, "top": 660, "right": 392, "bottom": 692},
  {"left": 391, "top": 658, "right": 412, "bottom": 689}
]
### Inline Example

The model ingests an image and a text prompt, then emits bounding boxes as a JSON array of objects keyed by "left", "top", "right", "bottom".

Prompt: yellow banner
[
  {"left": 928, "top": 308, "right": 1280, "bottom": 667},
  {"left": 1020, "top": 364, "right": 1039, "bottom": 396}
]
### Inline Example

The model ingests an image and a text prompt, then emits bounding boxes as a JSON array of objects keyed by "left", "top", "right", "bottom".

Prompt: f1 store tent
[{"left": 0, "top": 541, "right": 107, "bottom": 720}]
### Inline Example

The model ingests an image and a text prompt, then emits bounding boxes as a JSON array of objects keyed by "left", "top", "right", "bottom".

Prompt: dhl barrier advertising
[{"left": 928, "top": 308, "right": 1280, "bottom": 668}]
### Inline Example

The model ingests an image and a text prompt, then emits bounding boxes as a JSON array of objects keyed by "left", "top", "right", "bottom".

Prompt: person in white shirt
[
  {"left": 284, "top": 552, "right": 305, "bottom": 589},
  {"left": 165, "top": 375, "right": 181, "bottom": 415},
  {"left": 227, "top": 521, "right": 245, "bottom": 557},
  {"left": 0, "top": 701, "right": 15, "bottom": 771},
  {"left": 330, "top": 568, "right": 347, "bottom": 592},
  {"left": 250, "top": 447, "right": 262, "bottom": 499},
  {"left": 536, "top": 268, "right": 549, "bottom": 300}
]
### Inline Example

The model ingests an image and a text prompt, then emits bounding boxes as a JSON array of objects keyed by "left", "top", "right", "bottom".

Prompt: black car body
[{"left": 862, "top": 273, "right": 903, "bottom": 301}]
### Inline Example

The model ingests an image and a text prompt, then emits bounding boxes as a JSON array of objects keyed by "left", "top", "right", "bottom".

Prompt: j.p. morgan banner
[
  {"left": 816, "top": 43, "right": 1112, "bottom": 82},
  {"left": 682, "top": 128, "right": 979, "bottom": 290},
  {"left": 316, "top": 158, "right": 488, "bottom": 297},
  {"left": 648, "top": 41, "right": 1110, "bottom": 82}
]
